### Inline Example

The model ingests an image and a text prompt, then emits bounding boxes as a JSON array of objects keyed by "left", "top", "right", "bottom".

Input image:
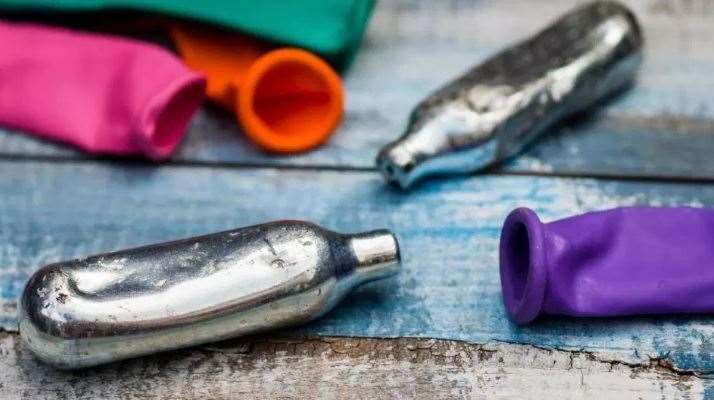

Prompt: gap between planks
[{"left": 1, "top": 152, "right": 714, "bottom": 187}]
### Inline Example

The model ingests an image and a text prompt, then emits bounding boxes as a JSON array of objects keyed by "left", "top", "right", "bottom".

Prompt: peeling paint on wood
[
  {"left": 0, "top": 332, "right": 705, "bottom": 399},
  {"left": 2, "top": 161, "right": 714, "bottom": 375}
]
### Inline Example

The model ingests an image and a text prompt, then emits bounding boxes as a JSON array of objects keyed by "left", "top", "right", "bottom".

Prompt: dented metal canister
[
  {"left": 376, "top": 1, "right": 643, "bottom": 189},
  {"left": 18, "top": 221, "right": 400, "bottom": 369}
]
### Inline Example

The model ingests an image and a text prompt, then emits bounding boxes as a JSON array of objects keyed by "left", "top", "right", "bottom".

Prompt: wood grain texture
[
  {"left": 0, "top": 0, "right": 713, "bottom": 180},
  {"left": 2, "top": 160, "right": 714, "bottom": 375},
  {"left": 0, "top": 332, "right": 704, "bottom": 400},
  {"left": 1, "top": 1, "right": 714, "bottom": 397}
]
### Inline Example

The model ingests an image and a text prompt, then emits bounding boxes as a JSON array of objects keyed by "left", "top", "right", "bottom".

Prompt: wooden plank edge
[{"left": 0, "top": 331, "right": 706, "bottom": 399}]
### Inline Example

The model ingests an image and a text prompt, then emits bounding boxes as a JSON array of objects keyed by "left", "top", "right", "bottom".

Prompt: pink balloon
[{"left": 0, "top": 21, "right": 205, "bottom": 159}]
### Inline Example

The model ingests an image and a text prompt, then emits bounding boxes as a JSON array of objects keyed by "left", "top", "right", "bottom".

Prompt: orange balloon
[{"left": 170, "top": 25, "right": 344, "bottom": 153}]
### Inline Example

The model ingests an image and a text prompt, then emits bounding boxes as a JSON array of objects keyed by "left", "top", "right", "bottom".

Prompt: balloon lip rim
[
  {"left": 136, "top": 71, "right": 206, "bottom": 160},
  {"left": 236, "top": 47, "right": 344, "bottom": 153},
  {"left": 499, "top": 207, "right": 547, "bottom": 325}
]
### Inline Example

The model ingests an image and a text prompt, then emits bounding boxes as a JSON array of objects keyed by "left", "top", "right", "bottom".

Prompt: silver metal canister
[
  {"left": 376, "top": 1, "right": 643, "bottom": 189},
  {"left": 18, "top": 221, "right": 400, "bottom": 369}
]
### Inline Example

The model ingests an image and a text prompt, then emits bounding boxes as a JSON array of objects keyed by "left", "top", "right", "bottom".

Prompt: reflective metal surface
[
  {"left": 18, "top": 221, "right": 400, "bottom": 369},
  {"left": 376, "top": 1, "right": 643, "bottom": 189}
]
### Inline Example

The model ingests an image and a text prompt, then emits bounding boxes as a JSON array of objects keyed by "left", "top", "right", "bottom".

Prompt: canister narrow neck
[{"left": 347, "top": 230, "right": 401, "bottom": 283}]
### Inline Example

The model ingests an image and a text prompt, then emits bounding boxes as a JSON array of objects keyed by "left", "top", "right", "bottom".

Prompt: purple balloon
[{"left": 500, "top": 207, "right": 714, "bottom": 324}]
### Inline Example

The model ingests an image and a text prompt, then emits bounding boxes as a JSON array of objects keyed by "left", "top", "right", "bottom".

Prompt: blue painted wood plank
[
  {"left": 0, "top": 0, "right": 713, "bottom": 179},
  {"left": 2, "top": 159, "right": 714, "bottom": 372}
]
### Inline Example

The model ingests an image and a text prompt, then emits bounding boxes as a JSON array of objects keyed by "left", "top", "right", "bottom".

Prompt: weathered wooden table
[{"left": 1, "top": 0, "right": 713, "bottom": 398}]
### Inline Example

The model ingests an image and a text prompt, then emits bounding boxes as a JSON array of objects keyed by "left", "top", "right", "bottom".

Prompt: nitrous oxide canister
[
  {"left": 19, "top": 221, "right": 400, "bottom": 369},
  {"left": 377, "top": 1, "right": 643, "bottom": 189}
]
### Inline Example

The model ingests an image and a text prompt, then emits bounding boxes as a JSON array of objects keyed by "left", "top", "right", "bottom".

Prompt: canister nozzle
[{"left": 348, "top": 229, "right": 401, "bottom": 282}]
